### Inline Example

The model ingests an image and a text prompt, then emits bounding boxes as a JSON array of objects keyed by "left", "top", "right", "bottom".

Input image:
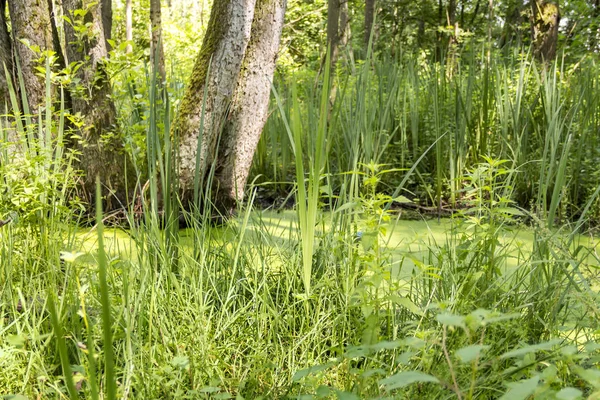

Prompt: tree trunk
[
  {"left": 126, "top": 0, "right": 133, "bottom": 53},
  {"left": 63, "top": 0, "right": 135, "bottom": 210},
  {"left": 0, "top": 0, "right": 13, "bottom": 108},
  {"left": 324, "top": 0, "right": 349, "bottom": 103},
  {"left": 174, "top": 0, "right": 256, "bottom": 210},
  {"left": 327, "top": 0, "right": 340, "bottom": 61},
  {"left": 339, "top": 0, "right": 350, "bottom": 59},
  {"left": 101, "top": 0, "right": 112, "bottom": 50},
  {"left": 47, "top": 0, "right": 67, "bottom": 70},
  {"left": 531, "top": 0, "right": 560, "bottom": 61},
  {"left": 212, "top": 0, "right": 287, "bottom": 213},
  {"left": 7, "top": 0, "right": 53, "bottom": 113},
  {"left": 150, "top": 0, "right": 166, "bottom": 84},
  {"left": 364, "top": 0, "right": 375, "bottom": 50}
]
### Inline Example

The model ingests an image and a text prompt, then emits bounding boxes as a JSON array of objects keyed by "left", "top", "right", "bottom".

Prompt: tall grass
[
  {"left": 0, "top": 47, "right": 599, "bottom": 399},
  {"left": 257, "top": 49, "right": 600, "bottom": 228}
]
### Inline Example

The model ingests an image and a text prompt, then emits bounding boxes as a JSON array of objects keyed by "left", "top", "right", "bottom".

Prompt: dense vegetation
[{"left": 1, "top": 0, "right": 600, "bottom": 398}]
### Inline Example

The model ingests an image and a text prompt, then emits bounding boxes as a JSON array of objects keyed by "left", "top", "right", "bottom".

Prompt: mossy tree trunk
[
  {"left": 213, "top": 0, "right": 287, "bottom": 213},
  {"left": 63, "top": 0, "right": 135, "bottom": 210},
  {"left": 531, "top": 0, "right": 560, "bottom": 61},
  {"left": 7, "top": 0, "right": 53, "bottom": 113},
  {"left": 174, "top": 0, "right": 257, "bottom": 211}
]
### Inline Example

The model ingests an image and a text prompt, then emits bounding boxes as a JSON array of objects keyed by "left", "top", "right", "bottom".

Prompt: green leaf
[
  {"left": 334, "top": 201, "right": 357, "bottom": 213},
  {"left": 555, "top": 388, "right": 583, "bottom": 400},
  {"left": 5, "top": 335, "right": 26, "bottom": 348},
  {"left": 380, "top": 371, "right": 440, "bottom": 390},
  {"left": 171, "top": 355, "right": 190, "bottom": 369},
  {"left": 360, "top": 231, "right": 378, "bottom": 251},
  {"left": 370, "top": 340, "right": 404, "bottom": 351},
  {"left": 500, "top": 339, "right": 561, "bottom": 359},
  {"left": 495, "top": 207, "right": 525, "bottom": 216},
  {"left": 455, "top": 344, "right": 489, "bottom": 363},
  {"left": 390, "top": 295, "right": 424, "bottom": 316},
  {"left": 499, "top": 376, "right": 540, "bottom": 400},
  {"left": 573, "top": 366, "right": 600, "bottom": 388},
  {"left": 436, "top": 313, "right": 466, "bottom": 328},
  {"left": 3, "top": 395, "right": 29, "bottom": 400},
  {"left": 315, "top": 385, "right": 331, "bottom": 397},
  {"left": 360, "top": 368, "right": 386, "bottom": 378},
  {"left": 335, "top": 390, "right": 360, "bottom": 400},
  {"left": 394, "top": 196, "right": 413, "bottom": 203}
]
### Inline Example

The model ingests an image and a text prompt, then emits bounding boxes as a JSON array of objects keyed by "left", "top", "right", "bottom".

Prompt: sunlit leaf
[
  {"left": 436, "top": 313, "right": 466, "bottom": 328},
  {"left": 380, "top": 371, "right": 440, "bottom": 390},
  {"left": 499, "top": 376, "right": 540, "bottom": 400},
  {"left": 555, "top": 387, "right": 583, "bottom": 400},
  {"left": 455, "top": 344, "right": 489, "bottom": 363}
]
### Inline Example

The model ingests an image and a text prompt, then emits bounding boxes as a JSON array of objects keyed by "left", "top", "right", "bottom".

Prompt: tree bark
[
  {"left": 101, "top": 0, "right": 112, "bottom": 50},
  {"left": 150, "top": 0, "right": 166, "bottom": 84},
  {"left": 327, "top": 0, "right": 340, "bottom": 60},
  {"left": 7, "top": 0, "right": 53, "bottom": 113},
  {"left": 531, "top": 0, "right": 560, "bottom": 61},
  {"left": 364, "top": 0, "right": 375, "bottom": 50},
  {"left": 63, "top": 0, "right": 135, "bottom": 210},
  {"left": 323, "top": 0, "right": 349, "bottom": 102},
  {"left": 339, "top": 0, "right": 350, "bottom": 58},
  {"left": 213, "top": 0, "right": 287, "bottom": 212},
  {"left": 126, "top": 0, "right": 133, "bottom": 53},
  {"left": 174, "top": 0, "right": 256, "bottom": 210},
  {"left": 0, "top": 0, "right": 13, "bottom": 108}
]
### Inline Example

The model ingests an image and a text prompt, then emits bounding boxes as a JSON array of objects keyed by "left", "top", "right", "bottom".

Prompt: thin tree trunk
[
  {"left": 447, "top": 0, "right": 458, "bottom": 75},
  {"left": 213, "top": 0, "right": 287, "bottom": 213},
  {"left": 174, "top": 0, "right": 256, "bottom": 209},
  {"left": 436, "top": 0, "right": 443, "bottom": 61},
  {"left": 325, "top": 0, "right": 349, "bottom": 104},
  {"left": 364, "top": 0, "right": 375, "bottom": 50},
  {"left": 101, "top": 0, "right": 112, "bottom": 50},
  {"left": 126, "top": 0, "right": 133, "bottom": 53},
  {"left": 63, "top": 0, "right": 135, "bottom": 210},
  {"left": 448, "top": 0, "right": 456, "bottom": 26},
  {"left": 0, "top": 0, "right": 13, "bottom": 108},
  {"left": 47, "top": 0, "right": 67, "bottom": 70},
  {"left": 531, "top": 0, "right": 560, "bottom": 61},
  {"left": 150, "top": 0, "right": 166, "bottom": 84},
  {"left": 327, "top": 0, "right": 340, "bottom": 62},
  {"left": 7, "top": 0, "right": 53, "bottom": 113},
  {"left": 339, "top": 0, "right": 350, "bottom": 58}
]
